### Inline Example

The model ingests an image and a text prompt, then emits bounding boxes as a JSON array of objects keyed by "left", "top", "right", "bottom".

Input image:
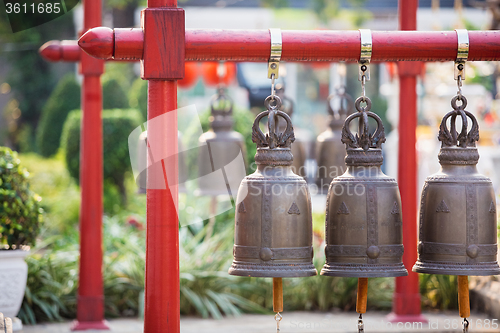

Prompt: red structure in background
[
  {"left": 71, "top": 0, "right": 108, "bottom": 328},
  {"left": 389, "top": 0, "right": 427, "bottom": 323},
  {"left": 39, "top": 0, "right": 108, "bottom": 329}
]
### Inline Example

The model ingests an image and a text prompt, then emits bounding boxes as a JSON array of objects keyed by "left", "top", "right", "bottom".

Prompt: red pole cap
[
  {"left": 39, "top": 41, "right": 63, "bottom": 61},
  {"left": 79, "top": 27, "right": 114, "bottom": 60}
]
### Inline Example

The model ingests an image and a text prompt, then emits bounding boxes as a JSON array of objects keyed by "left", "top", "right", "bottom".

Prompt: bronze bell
[
  {"left": 321, "top": 97, "right": 408, "bottom": 278},
  {"left": 197, "top": 89, "right": 247, "bottom": 196},
  {"left": 229, "top": 96, "right": 317, "bottom": 278},
  {"left": 316, "top": 89, "right": 353, "bottom": 193},
  {"left": 413, "top": 96, "right": 500, "bottom": 276},
  {"left": 276, "top": 84, "right": 307, "bottom": 178}
]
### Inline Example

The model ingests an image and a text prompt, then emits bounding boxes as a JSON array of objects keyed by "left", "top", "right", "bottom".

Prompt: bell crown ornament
[
  {"left": 252, "top": 96, "right": 295, "bottom": 166},
  {"left": 197, "top": 88, "right": 246, "bottom": 196},
  {"left": 413, "top": 95, "right": 500, "bottom": 276},
  {"left": 315, "top": 89, "right": 353, "bottom": 193},
  {"left": 229, "top": 95, "right": 317, "bottom": 278},
  {"left": 341, "top": 97, "right": 386, "bottom": 165},
  {"left": 209, "top": 87, "right": 234, "bottom": 132},
  {"left": 321, "top": 96, "right": 408, "bottom": 278},
  {"left": 328, "top": 88, "right": 353, "bottom": 129}
]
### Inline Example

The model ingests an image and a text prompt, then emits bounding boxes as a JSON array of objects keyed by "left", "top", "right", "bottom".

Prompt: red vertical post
[
  {"left": 71, "top": 0, "right": 108, "bottom": 330},
  {"left": 389, "top": 0, "right": 426, "bottom": 323},
  {"left": 142, "top": 0, "right": 183, "bottom": 333}
]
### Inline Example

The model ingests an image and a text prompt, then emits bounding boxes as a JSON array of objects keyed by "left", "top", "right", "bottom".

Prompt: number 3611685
[
  {"left": 444, "top": 319, "right": 498, "bottom": 330},
  {"left": 6, "top": 2, "right": 62, "bottom": 14}
]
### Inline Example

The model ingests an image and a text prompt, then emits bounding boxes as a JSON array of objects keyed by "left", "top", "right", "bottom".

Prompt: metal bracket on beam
[
  {"left": 268, "top": 28, "right": 282, "bottom": 79},
  {"left": 455, "top": 29, "right": 469, "bottom": 80},
  {"left": 358, "top": 29, "right": 372, "bottom": 81}
]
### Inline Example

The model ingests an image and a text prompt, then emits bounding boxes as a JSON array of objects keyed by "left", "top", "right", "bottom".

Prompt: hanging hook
[
  {"left": 463, "top": 318, "right": 469, "bottom": 333},
  {"left": 275, "top": 312, "right": 282, "bottom": 332},
  {"left": 358, "top": 29, "right": 372, "bottom": 102},
  {"left": 268, "top": 28, "right": 282, "bottom": 98},
  {"left": 358, "top": 313, "right": 364, "bottom": 333},
  {"left": 455, "top": 29, "right": 469, "bottom": 100}
]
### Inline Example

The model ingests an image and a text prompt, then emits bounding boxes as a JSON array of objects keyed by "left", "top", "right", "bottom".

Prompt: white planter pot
[{"left": 0, "top": 250, "right": 29, "bottom": 318}]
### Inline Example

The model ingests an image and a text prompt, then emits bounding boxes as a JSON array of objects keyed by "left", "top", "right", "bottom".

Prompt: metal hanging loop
[
  {"left": 455, "top": 29, "right": 469, "bottom": 100},
  {"left": 268, "top": 28, "right": 282, "bottom": 98},
  {"left": 357, "top": 314, "right": 364, "bottom": 333},
  {"left": 463, "top": 318, "right": 469, "bottom": 333},
  {"left": 275, "top": 312, "right": 282, "bottom": 332}
]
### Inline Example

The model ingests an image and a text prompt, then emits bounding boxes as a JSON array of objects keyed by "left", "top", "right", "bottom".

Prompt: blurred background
[{"left": 0, "top": 0, "right": 499, "bottom": 327}]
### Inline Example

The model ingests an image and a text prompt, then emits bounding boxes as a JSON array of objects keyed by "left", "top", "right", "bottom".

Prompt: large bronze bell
[
  {"left": 413, "top": 96, "right": 500, "bottom": 276},
  {"left": 316, "top": 89, "right": 353, "bottom": 193},
  {"left": 197, "top": 89, "right": 246, "bottom": 196},
  {"left": 229, "top": 96, "right": 317, "bottom": 278},
  {"left": 321, "top": 97, "right": 408, "bottom": 278},
  {"left": 276, "top": 84, "right": 307, "bottom": 178}
]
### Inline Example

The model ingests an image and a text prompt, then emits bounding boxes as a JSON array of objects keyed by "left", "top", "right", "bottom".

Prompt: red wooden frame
[{"left": 40, "top": 0, "right": 500, "bottom": 332}]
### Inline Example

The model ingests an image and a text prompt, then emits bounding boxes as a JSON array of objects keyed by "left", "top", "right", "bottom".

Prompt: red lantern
[
  {"left": 178, "top": 62, "right": 199, "bottom": 89},
  {"left": 201, "top": 62, "right": 237, "bottom": 86}
]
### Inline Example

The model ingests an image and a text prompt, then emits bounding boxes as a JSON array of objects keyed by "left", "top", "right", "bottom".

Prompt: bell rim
[
  {"left": 228, "top": 263, "right": 318, "bottom": 278},
  {"left": 320, "top": 263, "right": 408, "bottom": 278},
  {"left": 412, "top": 261, "right": 500, "bottom": 276}
]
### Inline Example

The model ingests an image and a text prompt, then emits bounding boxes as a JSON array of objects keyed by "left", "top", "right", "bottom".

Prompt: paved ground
[{"left": 19, "top": 311, "right": 499, "bottom": 333}]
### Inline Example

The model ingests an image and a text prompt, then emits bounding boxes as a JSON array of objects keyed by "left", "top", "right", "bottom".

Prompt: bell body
[
  {"left": 316, "top": 125, "right": 346, "bottom": 192},
  {"left": 229, "top": 147, "right": 317, "bottom": 277},
  {"left": 198, "top": 116, "right": 246, "bottom": 196},
  {"left": 413, "top": 146, "right": 500, "bottom": 276},
  {"left": 291, "top": 135, "right": 307, "bottom": 178},
  {"left": 321, "top": 149, "right": 407, "bottom": 278}
]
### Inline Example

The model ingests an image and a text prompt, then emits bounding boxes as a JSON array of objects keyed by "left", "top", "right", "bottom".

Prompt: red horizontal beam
[{"left": 79, "top": 28, "right": 500, "bottom": 62}]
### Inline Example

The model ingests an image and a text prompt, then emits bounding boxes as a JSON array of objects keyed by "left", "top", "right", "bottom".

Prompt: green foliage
[
  {"left": 0, "top": 10, "right": 75, "bottom": 146},
  {"left": 128, "top": 77, "right": 148, "bottom": 120},
  {"left": 102, "top": 77, "right": 130, "bottom": 110},
  {"left": 21, "top": 248, "right": 78, "bottom": 324},
  {"left": 420, "top": 274, "right": 458, "bottom": 310},
  {"left": 183, "top": 106, "right": 256, "bottom": 181},
  {"left": 16, "top": 124, "right": 36, "bottom": 153},
  {"left": 60, "top": 109, "right": 143, "bottom": 206},
  {"left": 18, "top": 212, "right": 267, "bottom": 324},
  {"left": 36, "top": 75, "right": 81, "bottom": 157},
  {"left": 17, "top": 153, "right": 80, "bottom": 237},
  {"left": 0, "top": 147, "right": 42, "bottom": 249}
]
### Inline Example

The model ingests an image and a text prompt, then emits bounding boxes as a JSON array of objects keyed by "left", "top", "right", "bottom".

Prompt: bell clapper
[
  {"left": 273, "top": 278, "right": 283, "bottom": 332},
  {"left": 458, "top": 275, "right": 470, "bottom": 333},
  {"left": 356, "top": 278, "right": 368, "bottom": 333}
]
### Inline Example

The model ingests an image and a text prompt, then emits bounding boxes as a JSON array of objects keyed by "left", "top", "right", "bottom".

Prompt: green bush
[
  {"left": 128, "top": 77, "right": 147, "bottom": 120},
  {"left": 36, "top": 74, "right": 80, "bottom": 157},
  {"left": 102, "top": 76, "right": 130, "bottom": 110},
  {"left": 0, "top": 147, "right": 42, "bottom": 249},
  {"left": 17, "top": 153, "right": 80, "bottom": 237},
  {"left": 60, "top": 109, "right": 143, "bottom": 205}
]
